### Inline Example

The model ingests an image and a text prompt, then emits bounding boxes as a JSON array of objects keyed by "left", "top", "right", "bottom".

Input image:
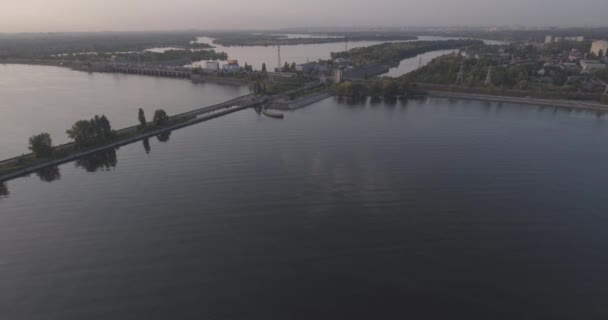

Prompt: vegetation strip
[
  {"left": 424, "top": 90, "right": 608, "bottom": 111},
  {"left": 0, "top": 105, "right": 253, "bottom": 183}
]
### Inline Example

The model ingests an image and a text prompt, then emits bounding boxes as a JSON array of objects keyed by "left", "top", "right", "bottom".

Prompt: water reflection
[
  {"left": 157, "top": 131, "right": 172, "bottom": 143},
  {"left": 35, "top": 166, "right": 61, "bottom": 182},
  {"left": 369, "top": 97, "right": 383, "bottom": 106},
  {"left": 336, "top": 96, "right": 403, "bottom": 108},
  {"left": 336, "top": 96, "right": 368, "bottom": 106},
  {"left": 384, "top": 96, "right": 398, "bottom": 107},
  {"left": 143, "top": 138, "right": 151, "bottom": 154},
  {"left": 0, "top": 182, "right": 8, "bottom": 197},
  {"left": 76, "top": 149, "right": 118, "bottom": 172},
  {"left": 398, "top": 96, "right": 410, "bottom": 106},
  {"left": 0, "top": 64, "right": 251, "bottom": 159},
  {"left": 447, "top": 97, "right": 459, "bottom": 105}
]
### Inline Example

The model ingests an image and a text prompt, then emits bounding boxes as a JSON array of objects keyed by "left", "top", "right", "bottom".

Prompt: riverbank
[
  {"left": 191, "top": 74, "right": 251, "bottom": 85},
  {"left": 424, "top": 91, "right": 608, "bottom": 111},
  {"left": 268, "top": 92, "right": 332, "bottom": 110},
  {"left": 1, "top": 59, "right": 66, "bottom": 67}
]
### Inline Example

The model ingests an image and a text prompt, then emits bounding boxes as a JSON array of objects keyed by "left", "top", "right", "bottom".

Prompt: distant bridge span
[{"left": 111, "top": 65, "right": 192, "bottom": 79}]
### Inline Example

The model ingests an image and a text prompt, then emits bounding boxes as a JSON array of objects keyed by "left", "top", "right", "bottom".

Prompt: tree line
[
  {"left": 331, "top": 40, "right": 483, "bottom": 67},
  {"left": 332, "top": 79, "right": 417, "bottom": 98},
  {"left": 404, "top": 53, "right": 605, "bottom": 94},
  {"left": 27, "top": 108, "right": 172, "bottom": 160}
]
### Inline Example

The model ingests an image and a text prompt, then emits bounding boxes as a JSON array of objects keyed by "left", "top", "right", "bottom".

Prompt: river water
[
  {"left": 2, "top": 96, "right": 608, "bottom": 319},
  {"left": 381, "top": 49, "right": 458, "bottom": 77},
  {"left": 0, "top": 64, "right": 250, "bottom": 159}
]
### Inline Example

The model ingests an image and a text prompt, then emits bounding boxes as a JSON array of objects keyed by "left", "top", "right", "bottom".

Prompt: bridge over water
[
  {"left": 0, "top": 82, "right": 325, "bottom": 183},
  {"left": 111, "top": 65, "right": 192, "bottom": 79}
]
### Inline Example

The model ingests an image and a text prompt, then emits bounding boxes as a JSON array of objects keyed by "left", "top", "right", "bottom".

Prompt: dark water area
[{"left": 2, "top": 97, "right": 608, "bottom": 319}]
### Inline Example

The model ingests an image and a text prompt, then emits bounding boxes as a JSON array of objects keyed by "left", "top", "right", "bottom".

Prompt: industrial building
[
  {"left": 295, "top": 62, "right": 329, "bottom": 73},
  {"left": 334, "top": 69, "right": 343, "bottom": 84},
  {"left": 222, "top": 60, "right": 240, "bottom": 72},
  {"left": 205, "top": 61, "right": 219, "bottom": 72},
  {"left": 545, "top": 35, "right": 584, "bottom": 44},
  {"left": 580, "top": 60, "right": 606, "bottom": 73}
]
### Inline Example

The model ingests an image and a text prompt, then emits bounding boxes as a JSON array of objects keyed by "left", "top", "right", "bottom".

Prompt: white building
[
  {"left": 544, "top": 35, "right": 553, "bottom": 44},
  {"left": 205, "top": 61, "right": 219, "bottom": 71},
  {"left": 334, "top": 69, "right": 343, "bottom": 84},
  {"left": 591, "top": 41, "right": 608, "bottom": 57},
  {"left": 580, "top": 60, "right": 606, "bottom": 73}
]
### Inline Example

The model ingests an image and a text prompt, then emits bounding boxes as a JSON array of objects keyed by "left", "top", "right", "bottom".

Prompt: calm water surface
[
  {"left": 0, "top": 64, "right": 250, "bottom": 159},
  {"left": 2, "top": 97, "right": 608, "bottom": 319},
  {"left": 381, "top": 49, "right": 458, "bottom": 77}
]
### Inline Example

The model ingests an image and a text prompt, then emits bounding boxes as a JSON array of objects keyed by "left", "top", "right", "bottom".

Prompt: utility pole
[
  {"left": 277, "top": 44, "right": 281, "bottom": 70},
  {"left": 456, "top": 60, "right": 465, "bottom": 85}
]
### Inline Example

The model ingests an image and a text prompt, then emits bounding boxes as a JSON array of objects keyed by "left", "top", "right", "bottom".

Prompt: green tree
[
  {"left": 261, "top": 63, "right": 267, "bottom": 73},
  {"left": 516, "top": 80, "right": 529, "bottom": 90},
  {"left": 598, "top": 49, "right": 604, "bottom": 58},
  {"left": 67, "top": 120, "right": 94, "bottom": 149},
  {"left": 92, "top": 115, "right": 114, "bottom": 142},
  {"left": 28, "top": 133, "right": 53, "bottom": 158},
  {"left": 400, "top": 80, "right": 412, "bottom": 95},
  {"left": 335, "top": 81, "right": 351, "bottom": 96},
  {"left": 552, "top": 70, "right": 568, "bottom": 86},
  {"left": 66, "top": 115, "right": 114, "bottom": 149},
  {"left": 138, "top": 108, "right": 147, "bottom": 129},
  {"left": 252, "top": 80, "right": 267, "bottom": 94},
  {"left": 153, "top": 109, "right": 169, "bottom": 126},
  {"left": 382, "top": 80, "right": 400, "bottom": 97},
  {"left": 290, "top": 62, "right": 297, "bottom": 72},
  {"left": 368, "top": 81, "right": 383, "bottom": 98}
]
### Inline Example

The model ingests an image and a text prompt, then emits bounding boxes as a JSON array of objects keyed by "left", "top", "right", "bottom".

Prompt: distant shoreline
[
  {"left": 424, "top": 90, "right": 608, "bottom": 112},
  {"left": 212, "top": 35, "right": 419, "bottom": 47},
  {"left": 0, "top": 61, "right": 251, "bottom": 86}
]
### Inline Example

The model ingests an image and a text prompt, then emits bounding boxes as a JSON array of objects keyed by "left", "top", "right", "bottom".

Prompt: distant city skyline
[{"left": 1, "top": 0, "right": 607, "bottom": 33}]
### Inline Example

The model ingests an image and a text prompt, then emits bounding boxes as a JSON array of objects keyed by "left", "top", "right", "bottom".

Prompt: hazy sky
[{"left": 1, "top": 0, "right": 606, "bottom": 32}]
